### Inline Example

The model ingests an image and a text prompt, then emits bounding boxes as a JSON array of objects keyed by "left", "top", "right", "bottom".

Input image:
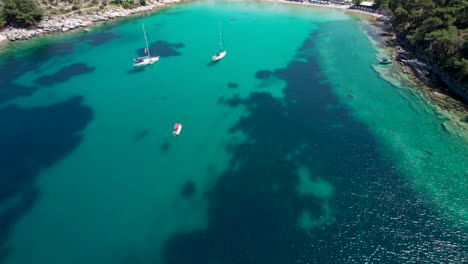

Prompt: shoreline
[
  {"left": 263, "top": 0, "right": 383, "bottom": 18},
  {"left": 0, "top": 0, "right": 182, "bottom": 42},
  {"left": 361, "top": 16, "right": 468, "bottom": 140},
  {"left": 0, "top": 0, "right": 382, "bottom": 44},
  {"left": 1, "top": 0, "right": 466, "bottom": 134},
  {"left": 267, "top": 0, "right": 467, "bottom": 137}
]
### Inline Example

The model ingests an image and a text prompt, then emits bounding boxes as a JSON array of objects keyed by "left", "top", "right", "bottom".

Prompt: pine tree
[{"left": 1, "top": 0, "right": 43, "bottom": 28}]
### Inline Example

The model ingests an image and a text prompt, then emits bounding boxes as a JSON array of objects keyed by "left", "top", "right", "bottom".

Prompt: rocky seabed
[{"left": 0, "top": 0, "right": 180, "bottom": 41}]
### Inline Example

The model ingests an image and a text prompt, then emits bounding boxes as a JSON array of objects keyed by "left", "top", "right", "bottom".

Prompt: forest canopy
[
  {"left": 382, "top": 0, "right": 467, "bottom": 84},
  {"left": 0, "top": 0, "right": 43, "bottom": 28}
]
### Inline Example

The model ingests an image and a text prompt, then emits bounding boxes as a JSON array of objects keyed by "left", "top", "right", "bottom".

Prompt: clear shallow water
[{"left": 0, "top": 1, "right": 467, "bottom": 264}]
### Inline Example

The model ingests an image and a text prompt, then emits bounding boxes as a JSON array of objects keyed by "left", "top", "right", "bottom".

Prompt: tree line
[
  {"left": 0, "top": 0, "right": 43, "bottom": 28},
  {"left": 0, "top": 0, "right": 146, "bottom": 28},
  {"left": 375, "top": 0, "right": 467, "bottom": 85}
]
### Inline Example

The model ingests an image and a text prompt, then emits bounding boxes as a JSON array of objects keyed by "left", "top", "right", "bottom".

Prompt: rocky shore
[
  {"left": 0, "top": 0, "right": 181, "bottom": 42},
  {"left": 367, "top": 18, "right": 468, "bottom": 139}
]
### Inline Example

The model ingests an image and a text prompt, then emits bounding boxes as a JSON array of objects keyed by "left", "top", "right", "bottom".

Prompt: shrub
[
  {"left": 1, "top": 0, "right": 43, "bottom": 28},
  {"left": 121, "top": 1, "right": 135, "bottom": 9},
  {"left": 140, "top": 0, "right": 146, "bottom": 6},
  {"left": 72, "top": 5, "right": 80, "bottom": 11}
]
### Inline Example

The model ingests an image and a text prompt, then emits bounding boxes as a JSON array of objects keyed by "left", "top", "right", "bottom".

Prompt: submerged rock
[{"left": 180, "top": 181, "right": 195, "bottom": 198}]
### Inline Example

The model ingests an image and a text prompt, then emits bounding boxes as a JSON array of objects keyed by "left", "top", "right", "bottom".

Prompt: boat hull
[
  {"left": 133, "top": 56, "right": 160, "bottom": 67},
  {"left": 173, "top": 123, "right": 182, "bottom": 136},
  {"left": 212, "top": 50, "right": 227, "bottom": 61}
]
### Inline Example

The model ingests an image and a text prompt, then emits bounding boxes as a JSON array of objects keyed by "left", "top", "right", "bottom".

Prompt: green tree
[
  {"left": 374, "top": 0, "right": 390, "bottom": 9},
  {"left": 1, "top": 0, "right": 43, "bottom": 28},
  {"left": 386, "top": 0, "right": 467, "bottom": 86}
]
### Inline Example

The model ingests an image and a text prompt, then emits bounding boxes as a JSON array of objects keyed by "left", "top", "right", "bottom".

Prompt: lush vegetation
[
  {"left": 0, "top": 0, "right": 149, "bottom": 28},
  {"left": 381, "top": 0, "right": 467, "bottom": 84},
  {"left": 1, "top": 0, "right": 43, "bottom": 28}
]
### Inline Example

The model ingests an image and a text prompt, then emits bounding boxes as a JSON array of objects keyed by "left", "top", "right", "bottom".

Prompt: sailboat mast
[
  {"left": 142, "top": 24, "right": 151, "bottom": 58},
  {"left": 219, "top": 23, "right": 223, "bottom": 51}
]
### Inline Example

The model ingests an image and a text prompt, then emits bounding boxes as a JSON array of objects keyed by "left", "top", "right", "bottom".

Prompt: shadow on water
[
  {"left": 0, "top": 96, "right": 94, "bottom": 262},
  {"left": 136, "top": 41, "right": 184, "bottom": 58},
  {"left": 161, "top": 30, "right": 468, "bottom": 264},
  {"left": 127, "top": 67, "right": 148, "bottom": 74},
  {"left": 160, "top": 142, "right": 171, "bottom": 153},
  {"left": 34, "top": 63, "right": 96, "bottom": 86},
  {"left": 206, "top": 60, "right": 220, "bottom": 67}
]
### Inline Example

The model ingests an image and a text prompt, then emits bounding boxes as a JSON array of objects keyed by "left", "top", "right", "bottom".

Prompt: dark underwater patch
[
  {"left": 0, "top": 40, "right": 77, "bottom": 103},
  {"left": 0, "top": 96, "right": 93, "bottom": 261},
  {"left": 161, "top": 24, "right": 468, "bottom": 264},
  {"left": 78, "top": 30, "right": 120, "bottom": 46},
  {"left": 134, "top": 129, "right": 149, "bottom": 143},
  {"left": 227, "top": 82, "right": 238, "bottom": 89},
  {"left": 180, "top": 181, "right": 196, "bottom": 198},
  {"left": 160, "top": 142, "right": 170, "bottom": 153},
  {"left": 34, "top": 63, "right": 96, "bottom": 86},
  {"left": 136, "top": 41, "right": 185, "bottom": 58},
  {"left": 254, "top": 70, "right": 272, "bottom": 79},
  {"left": 0, "top": 187, "right": 38, "bottom": 262}
]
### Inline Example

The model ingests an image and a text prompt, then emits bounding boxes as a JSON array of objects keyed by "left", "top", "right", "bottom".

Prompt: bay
[{"left": 0, "top": 1, "right": 466, "bottom": 263}]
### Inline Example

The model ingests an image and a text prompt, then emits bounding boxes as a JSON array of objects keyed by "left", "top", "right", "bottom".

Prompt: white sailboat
[
  {"left": 133, "top": 24, "right": 159, "bottom": 67},
  {"left": 212, "top": 23, "right": 226, "bottom": 61}
]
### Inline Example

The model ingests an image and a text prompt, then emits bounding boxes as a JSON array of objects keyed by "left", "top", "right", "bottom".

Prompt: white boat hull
[
  {"left": 212, "top": 50, "right": 227, "bottom": 61},
  {"left": 173, "top": 124, "right": 182, "bottom": 136},
  {"left": 133, "top": 56, "right": 160, "bottom": 67}
]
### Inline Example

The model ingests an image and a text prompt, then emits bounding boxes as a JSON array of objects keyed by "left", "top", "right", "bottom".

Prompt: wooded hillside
[{"left": 376, "top": 0, "right": 467, "bottom": 86}]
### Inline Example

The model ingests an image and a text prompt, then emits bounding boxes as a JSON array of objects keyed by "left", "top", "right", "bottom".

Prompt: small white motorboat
[{"left": 173, "top": 123, "right": 182, "bottom": 136}]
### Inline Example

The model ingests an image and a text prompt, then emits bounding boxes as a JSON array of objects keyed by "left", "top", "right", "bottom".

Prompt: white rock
[{"left": 0, "top": 33, "right": 7, "bottom": 42}]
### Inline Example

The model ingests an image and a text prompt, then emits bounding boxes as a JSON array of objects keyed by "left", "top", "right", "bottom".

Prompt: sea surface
[{"left": 0, "top": 1, "right": 467, "bottom": 263}]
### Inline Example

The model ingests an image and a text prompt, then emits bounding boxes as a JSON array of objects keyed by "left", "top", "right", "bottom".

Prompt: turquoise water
[{"left": 0, "top": 1, "right": 467, "bottom": 263}]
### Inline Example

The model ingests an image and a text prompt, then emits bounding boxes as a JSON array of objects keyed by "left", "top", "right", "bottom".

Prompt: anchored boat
[
  {"left": 173, "top": 123, "right": 182, "bottom": 136},
  {"left": 133, "top": 24, "right": 159, "bottom": 67},
  {"left": 212, "top": 23, "right": 227, "bottom": 61}
]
